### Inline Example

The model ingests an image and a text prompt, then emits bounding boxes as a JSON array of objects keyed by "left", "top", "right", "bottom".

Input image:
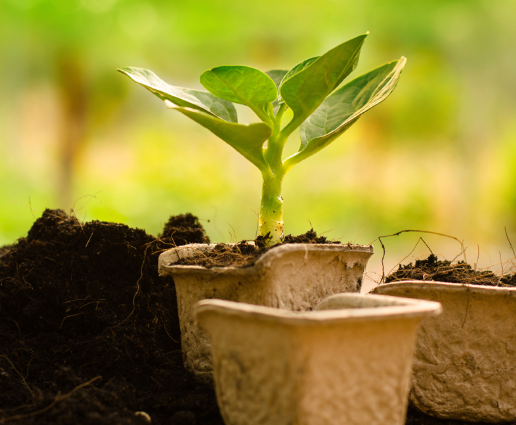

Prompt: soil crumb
[
  {"left": 175, "top": 229, "right": 341, "bottom": 268},
  {"left": 385, "top": 254, "right": 516, "bottom": 287},
  {"left": 160, "top": 213, "right": 210, "bottom": 246}
]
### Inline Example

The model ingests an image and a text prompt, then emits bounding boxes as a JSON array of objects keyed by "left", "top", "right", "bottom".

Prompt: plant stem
[
  {"left": 259, "top": 172, "right": 284, "bottom": 245},
  {"left": 259, "top": 103, "right": 288, "bottom": 246}
]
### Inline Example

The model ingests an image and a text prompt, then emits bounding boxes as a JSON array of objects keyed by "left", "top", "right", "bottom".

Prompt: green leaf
[
  {"left": 280, "top": 34, "right": 368, "bottom": 131},
  {"left": 265, "top": 69, "right": 288, "bottom": 114},
  {"left": 286, "top": 58, "right": 406, "bottom": 168},
  {"left": 280, "top": 57, "right": 319, "bottom": 86},
  {"left": 118, "top": 67, "right": 237, "bottom": 123},
  {"left": 277, "top": 56, "right": 318, "bottom": 104},
  {"left": 167, "top": 105, "right": 272, "bottom": 172},
  {"left": 200, "top": 66, "right": 278, "bottom": 114},
  {"left": 265, "top": 69, "right": 288, "bottom": 90}
]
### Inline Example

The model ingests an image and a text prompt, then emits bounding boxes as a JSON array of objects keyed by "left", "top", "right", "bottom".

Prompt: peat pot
[
  {"left": 195, "top": 293, "right": 442, "bottom": 425},
  {"left": 159, "top": 243, "right": 373, "bottom": 380},
  {"left": 372, "top": 281, "right": 516, "bottom": 423}
]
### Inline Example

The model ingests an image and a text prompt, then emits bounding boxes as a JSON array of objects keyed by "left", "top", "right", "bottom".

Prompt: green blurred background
[{"left": 2, "top": 0, "right": 516, "bottom": 284}]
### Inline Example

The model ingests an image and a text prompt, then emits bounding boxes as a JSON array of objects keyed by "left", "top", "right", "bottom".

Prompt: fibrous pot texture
[
  {"left": 158, "top": 243, "right": 373, "bottom": 380},
  {"left": 371, "top": 281, "right": 516, "bottom": 423},
  {"left": 196, "top": 293, "right": 442, "bottom": 425}
]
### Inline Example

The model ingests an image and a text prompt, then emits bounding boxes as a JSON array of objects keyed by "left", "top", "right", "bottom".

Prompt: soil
[
  {"left": 0, "top": 212, "right": 498, "bottom": 424},
  {"left": 0, "top": 245, "right": 11, "bottom": 258},
  {"left": 174, "top": 228, "right": 341, "bottom": 268},
  {"left": 0, "top": 209, "right": 222, "bottom": 425},
  {"left": 386, "top": 254, "right": 516, "bottom": 287},
  {"left": 160, "top": 213, "right": 211, "bottom": 246}
]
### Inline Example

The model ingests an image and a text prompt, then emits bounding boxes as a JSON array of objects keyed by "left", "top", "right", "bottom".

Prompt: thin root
[{"left": 0, "top": 376, "right": 101, "bottom": 423}]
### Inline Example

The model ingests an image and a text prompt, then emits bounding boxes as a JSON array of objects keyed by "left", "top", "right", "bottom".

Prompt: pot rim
[
  {"left": 195, "top": 293, "right": 441, "bottom": 326},
  {"left": 159, "top": 242, "right": 374, "bottom": 275},
  {"left": 374, "top": 280, "right": 516, "bottom": 296}
]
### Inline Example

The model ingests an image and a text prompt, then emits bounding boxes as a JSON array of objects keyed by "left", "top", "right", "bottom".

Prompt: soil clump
[
  {"left": 0, "top": 209, "right": 222, "bottom": 425},
  {"left": 0, "top": 212, "right": 492, "bottom": 424},
  {"left": 174, "top": 229, "right": 341, "bottom": 268},
  {"left": 385, "top": 254, "right": 516, "bottom": 287},
  {"left": 160, "top": 213, "right": 210, "bottom": 246}
]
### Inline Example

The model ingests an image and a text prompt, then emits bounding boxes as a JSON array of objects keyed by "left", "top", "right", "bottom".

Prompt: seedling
[{"left": 119, "top": 33, "right": 405, "bottom": 246}]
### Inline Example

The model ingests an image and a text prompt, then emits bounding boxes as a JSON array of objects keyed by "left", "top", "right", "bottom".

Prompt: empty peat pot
[
  {"left": 372, "top": 281, "right": 516, "bottom": 423},
  {"left": 159, "top": 243, "right": 373, "bottom": 380},
  {"left": 195, "top": 293, "right": 441, "bottom": 425}
]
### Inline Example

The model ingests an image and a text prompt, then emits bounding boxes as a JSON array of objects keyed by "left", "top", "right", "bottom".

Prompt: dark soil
[
  {"left": 386, "top": 254, "right": 516, "bottom": 287},
  {"left": 0, "top": 245, "right": 11, "bottom": 258},
  {"left": 0, "top": 212, "right": 494, "bottom": 424},
  {"left": 174, "top": 241, "right": 264, "bottom": 268},
  {"left": 174, "top": 228, "right": 341, "bottom": 268},
  {"left": 160, "top": 213, "right": 211, "bottom": 246},
  {"left": 0, "top": 209, "right": 222, "bottom": 425}
]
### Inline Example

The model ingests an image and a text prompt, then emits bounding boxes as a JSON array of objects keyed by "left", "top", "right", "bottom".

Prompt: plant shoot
[{"left": 119, "top": 33, "right": 406, "bottom": 246}]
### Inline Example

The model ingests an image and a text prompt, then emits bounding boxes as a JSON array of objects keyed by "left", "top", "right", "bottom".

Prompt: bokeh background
[{"left": 2, "top": 0, "right": 516, "bottom": 287}]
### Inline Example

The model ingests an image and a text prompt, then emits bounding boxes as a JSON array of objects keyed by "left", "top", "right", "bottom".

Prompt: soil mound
[
  {"left": 386, "top": 254, "right": 516, "bottom": 287},
  {"left": 0, "top": 209, "right": 223, "bottom": 425},
  {"left": 160, "top": 213, "right": 210, "bottom": 246}
]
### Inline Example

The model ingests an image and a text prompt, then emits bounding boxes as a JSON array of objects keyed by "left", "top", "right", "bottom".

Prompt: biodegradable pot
[
  {"left": 195, "top": 293, "right": 442, "bottom": 425},
  {"left": 371, "top": 281, "right": 516, "bottom": 423},
  {"left": 158, "top": 243, "right": 373, "bottom": 380}
]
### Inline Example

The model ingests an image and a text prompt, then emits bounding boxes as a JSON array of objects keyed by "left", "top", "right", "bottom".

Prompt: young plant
[{"left": 119, "top": 33, "right": 405, "bottom": 246}]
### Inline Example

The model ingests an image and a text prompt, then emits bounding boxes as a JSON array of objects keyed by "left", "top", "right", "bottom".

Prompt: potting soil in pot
[
  {"left": 173, "top": 229, "right": 340, "bottom": 268},
  {"left": 0, "top": 211, "right": 495, "bottom": 424},
  {"left": 386, "top": 253, "right": 516, "bottom": 287}
]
